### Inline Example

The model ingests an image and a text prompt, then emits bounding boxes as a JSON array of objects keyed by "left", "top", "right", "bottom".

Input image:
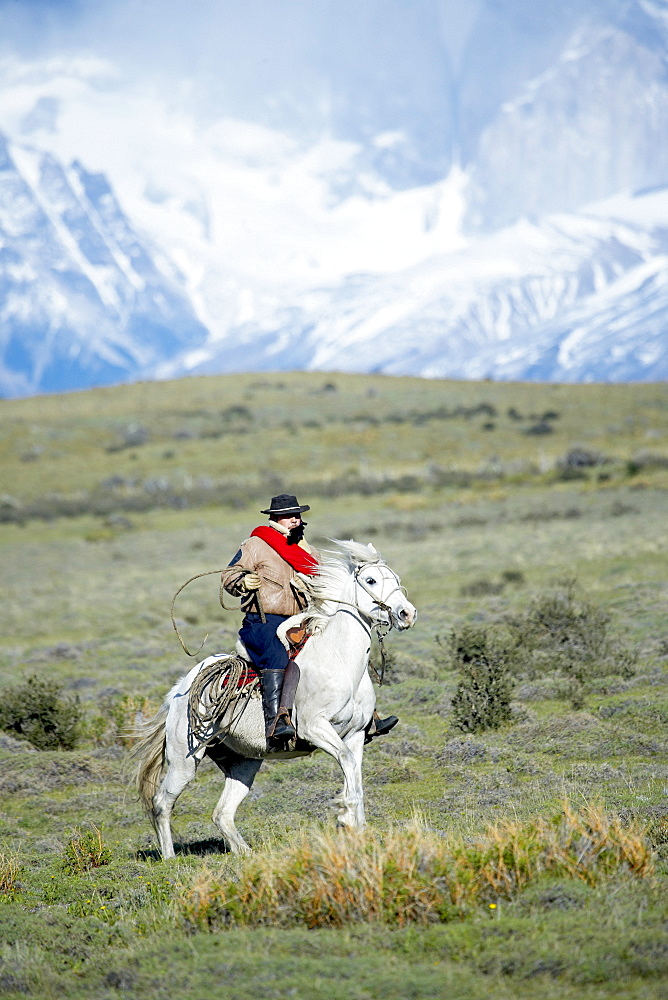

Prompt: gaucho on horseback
[{"left": 221, "top": 494, "right": 398, "bottom": 750}]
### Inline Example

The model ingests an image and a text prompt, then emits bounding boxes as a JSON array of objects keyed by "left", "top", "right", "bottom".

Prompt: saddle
[
  {"left": 235, "top": 624, "right": 310, "bottom": 666},
  {"left": 285, "top": 624, "right": 309, "bottom": 659}
]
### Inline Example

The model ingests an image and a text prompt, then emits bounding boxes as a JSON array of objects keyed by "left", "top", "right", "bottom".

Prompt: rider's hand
[{"left": 242, "top": 573, "right": 262, "bottom": 591}]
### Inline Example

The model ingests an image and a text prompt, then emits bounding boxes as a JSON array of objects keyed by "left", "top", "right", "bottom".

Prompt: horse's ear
[{"left": 367, "top": 542, "right": 378, "bottom": 554}]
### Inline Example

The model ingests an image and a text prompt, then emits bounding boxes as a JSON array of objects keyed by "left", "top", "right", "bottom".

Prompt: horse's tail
[{"left": 129, "top": 700, "right": 169, "bottom": 812}]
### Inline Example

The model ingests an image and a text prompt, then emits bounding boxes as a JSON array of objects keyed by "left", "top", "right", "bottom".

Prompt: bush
[
  {"left": 106, "top": 423, "right": 150, "bottom": 452},
  {"left": 84, "top": 692, "right": 159, "bottom": 747},
  {"left": 559, "top": 447, "right": 608, "bottom": 469},
  {"left": 62, "top": 825, "right": 112, "bottom": 874},
  {"left": 506, "top": 581, "right": 637, "bottom": 683},
  {"left": 501, "top": 569, "right": 525, "bottom": 586},
  {"left": 449, "top": 626, "right": 515, "bottom": 733},
  {"left": 0, "top": 674, "right": 82, "bottom": 750},
  {"left": 460, "top": 578, "right": 505, "bottom": 597},
  {"left": 524, "top": 421, "right": 554, "bottom": 435}
]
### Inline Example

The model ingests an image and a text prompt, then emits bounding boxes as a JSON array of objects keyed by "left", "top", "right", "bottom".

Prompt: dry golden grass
[
  {"left": 179, "top": 801, "right": 652, "bottom": 930},
  {"left": 455, "top": 800, "right": 652, "bottom": 899},
  {"left": 0, "top": 851, "right": 21, "bottom": 896}
]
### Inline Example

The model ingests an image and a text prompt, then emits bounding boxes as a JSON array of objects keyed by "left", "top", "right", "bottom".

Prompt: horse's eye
[{"left": 365, "top": 577, "right": 376, "bottom": 586}]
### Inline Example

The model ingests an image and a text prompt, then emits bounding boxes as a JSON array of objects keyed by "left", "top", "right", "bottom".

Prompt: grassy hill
[{"left": 0, "top": 372, "right": 667, "bottom": 999}]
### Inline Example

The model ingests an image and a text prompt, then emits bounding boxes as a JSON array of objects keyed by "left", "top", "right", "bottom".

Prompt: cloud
[{"left": 0, "top": 1, "right": 454, "bottom": 151}]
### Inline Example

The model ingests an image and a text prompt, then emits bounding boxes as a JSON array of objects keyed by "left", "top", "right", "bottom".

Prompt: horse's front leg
[
  {"left": 341, "top": 728, "right": 366, "bottom": 827},
  {"left": 301, "top": 717, "right": 365, "bottom": 829}
]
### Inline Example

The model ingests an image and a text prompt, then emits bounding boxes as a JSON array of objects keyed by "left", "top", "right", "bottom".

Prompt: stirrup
[
  {"left": 364, "top": 713, "right": 399, "bottom": 744},
  {"left": 267, "top": 709, "right": 296, "bottom": 741}
]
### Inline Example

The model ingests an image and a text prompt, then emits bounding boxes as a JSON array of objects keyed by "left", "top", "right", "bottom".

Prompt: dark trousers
[{"left": 239, "top": 613, "right": 289, "bottom": 673}]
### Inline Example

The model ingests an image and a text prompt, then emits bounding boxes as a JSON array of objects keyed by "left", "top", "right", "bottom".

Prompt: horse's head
[
  {"left": 321, "top": 540, "right": 417, "bottom": 631},
  {"left": 353, "top": 559, "right": 417, "bottom": 631}
]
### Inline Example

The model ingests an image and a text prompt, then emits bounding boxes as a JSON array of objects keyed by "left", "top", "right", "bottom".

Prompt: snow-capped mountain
[
  {"left": 466, "top": 10, "right": 668, "bottom": 230},
  {"left": 0, "top": 0, "right": 667, "bottom": 396},
  {"left": 0, "top": 132, "right": 206, "bottom": 396},
  {"left": 160, "top": 188, "right": 668, "bottom": 384}
]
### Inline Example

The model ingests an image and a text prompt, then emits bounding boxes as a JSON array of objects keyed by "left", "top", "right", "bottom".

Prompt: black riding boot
[
  {"left": 364, "top": 711, "right": 399, "bottom": 744},
  {"left": 261, "top": 669, "right": 296, "bottom": 746}
]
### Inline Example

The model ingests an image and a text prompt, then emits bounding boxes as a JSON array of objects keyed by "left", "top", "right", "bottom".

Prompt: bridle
[
  {"left": 293, "top": 559, "right": 406, "bottom": 627},
  {"left": 353, "top": 561, "right": 406, "bottom": 626},
  {"left": 346, "top": 562, "right": 410, "bottom": 686}
]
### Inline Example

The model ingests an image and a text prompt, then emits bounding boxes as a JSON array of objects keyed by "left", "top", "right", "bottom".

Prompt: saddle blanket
[{"left": 222, "top": 662, "right": 259, "bottom": 688}]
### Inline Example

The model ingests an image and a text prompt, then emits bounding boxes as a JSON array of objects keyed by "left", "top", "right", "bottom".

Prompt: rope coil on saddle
[{"left": 186, "top": 655, "right": 261, "bottom": 757}]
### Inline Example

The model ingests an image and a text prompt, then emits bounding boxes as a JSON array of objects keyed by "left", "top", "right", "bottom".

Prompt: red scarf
[{"left": 251, "top": 526, "right": 319, "bottom": 575}]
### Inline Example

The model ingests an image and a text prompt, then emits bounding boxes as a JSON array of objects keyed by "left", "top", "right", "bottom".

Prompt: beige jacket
[{"left": 222, "top": 523, "right": 319, "bottom": 617}]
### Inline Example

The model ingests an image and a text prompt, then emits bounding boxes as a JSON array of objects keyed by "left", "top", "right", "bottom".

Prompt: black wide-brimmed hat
[{"left": 261, "top": 494, "right": 310, "bottom": 516}]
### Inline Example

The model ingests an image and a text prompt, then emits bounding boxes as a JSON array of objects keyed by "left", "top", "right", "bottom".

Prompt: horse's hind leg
[
  {"left": 153, "top": 753, "right": 198, "bottom": 860},
  {"left": 207, "top": 746, "right": 263, "bottom": 854}
]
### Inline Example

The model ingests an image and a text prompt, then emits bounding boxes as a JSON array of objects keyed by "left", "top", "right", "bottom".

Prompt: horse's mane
[{"left": 298, "top": 539, "right": 383, "bottom": 633}]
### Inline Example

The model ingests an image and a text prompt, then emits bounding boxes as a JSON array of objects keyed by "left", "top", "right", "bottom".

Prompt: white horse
[{"left": 132, "top": 541, "right": 417, "bottom": 858}]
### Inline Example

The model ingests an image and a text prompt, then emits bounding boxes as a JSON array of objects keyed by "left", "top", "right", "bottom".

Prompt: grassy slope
[{"left": 0, "top": 372, "right": 667, "bottom": 999}]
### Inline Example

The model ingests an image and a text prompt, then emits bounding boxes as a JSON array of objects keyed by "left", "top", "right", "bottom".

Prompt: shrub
[
  {"left": 501, "top": 569, "right": 525, "bottom": 586},
  {"left": 449, "top": 625, "right": 515, "bottom": 733},
  {"left": 86, "top": 693, "right": 159, "bottom": 747},
  {"left": 506, "top": 581, "right": 637, "bottom": 683},
  {"left": 560, "top": 447, "right": 608, "bottom": 469},
  {"left": 460, "top": 578, "right": 505, "bottom": 597},
  {"left": 524, "top": 421, "right": 554, "bottom": 435},
  {"left": 627, "top": 451, "right": 668, "bottom": 473},
  {"left": 555, "top": 466, "right": 589, "bottom": 482},
  {"left": 0, "top": 674, "right": 82, "bottom": 750},
  {"left": 646, "top": 815, "right": 668, "bottom": 848},
  {"left": 111, "top": 693, "right": 160, "bottom": 747},
  {"left": 62, "top": 825, "right": 112, "bottom": 874},
  {"left": 106, "top": 423, "right": 150, "bottom": 452}
]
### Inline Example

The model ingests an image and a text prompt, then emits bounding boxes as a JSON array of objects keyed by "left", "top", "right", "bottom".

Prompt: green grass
[
  {"left": 0, "top": 372, "right": 667, "bottom": 998},
  {"left": 1, "top": 373, "right": 667, "bottom": 513}
]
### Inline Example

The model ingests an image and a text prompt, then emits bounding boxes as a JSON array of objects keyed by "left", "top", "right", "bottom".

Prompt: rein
[
  {"left": 351, "top": 562, "right": 402, "bottom": 686},
  {"left": 335, "top": 607, "right": 372, "bottom": 639},
  {"left": 171, "top": 559, "right": 403, "bottom": 681},
  {"left": 323, "top": 606, "right": 389, "bottom": 686}
]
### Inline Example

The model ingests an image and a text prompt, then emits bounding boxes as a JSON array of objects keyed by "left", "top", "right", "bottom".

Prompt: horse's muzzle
[{"left": 392, "top": 603, "right": 417, "bottom": 629}]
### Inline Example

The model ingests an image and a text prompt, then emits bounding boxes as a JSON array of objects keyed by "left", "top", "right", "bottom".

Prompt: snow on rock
[
  {"left": 0, "top": 132, "right": 207, "bottom": 396},
  {"left": 1, "top": 2, "right": 668, "bottom": 394},
  {"left": 169, "top": 194, "right": 668, "bottom": 384}
]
